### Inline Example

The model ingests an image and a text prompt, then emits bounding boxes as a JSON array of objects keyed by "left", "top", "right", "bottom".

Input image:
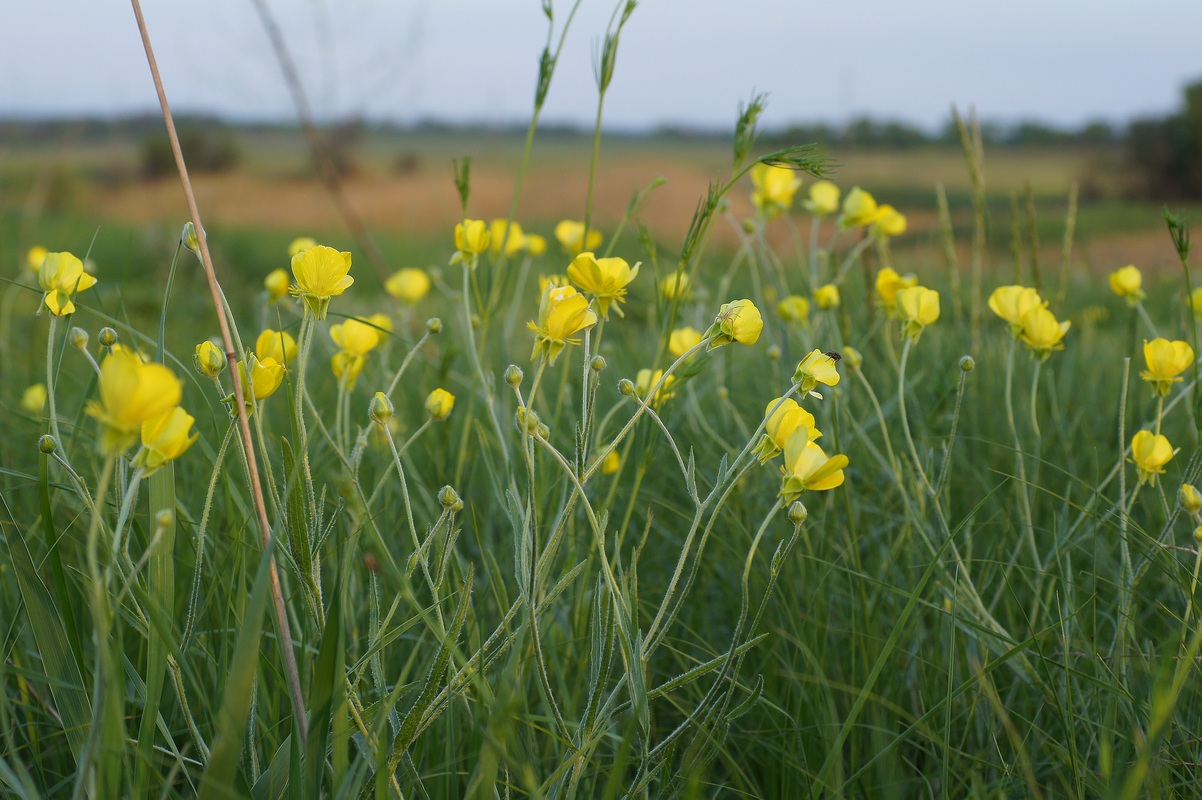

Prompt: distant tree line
[{"left": 1126, "top": 80, "right": 1202, "bottom": 199}]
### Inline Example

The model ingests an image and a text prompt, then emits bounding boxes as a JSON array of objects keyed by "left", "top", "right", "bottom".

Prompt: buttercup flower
[
  {"left": 872, "top": 205, "right": 907, "bottom": 238},
  {"left": 839, "top": 187, "right": 879, "bottom": 229},
  {"left": 237, "top": 355, "right": 285, "bottom": 403},
  {"left": 385, "top": 268, "right": 431, "bottom": 304},
  {"left": 750, "top": 163, "right": 802, "bottom": 218},
  {"left": 290, "top": 245, "right": 353, "bottom": 319},
  {"left": 264, "top": 268, "right": 291, "bottom": 303},
  {"left": 87, "top": 346, "right": 183, "bottom": 455},
  {"left": 895, "top": 286, "right": 940, "bottom": 341},
  {"left": 792, "top": 349, "right": 841, "bottom": 398},
  {"left": 525, "top": 234, "right": 548, "bottom": 257},
  {"left": 134, "top": 406, "right": 198, "bottom": 474},
  {"left": 988, "top": 285, "right": 1045, "bottom": 337},
  {"left": 567, "top": 252, "right": 640, "bottom": 318},
  {"left": 255, "top": 328, "right": 298, "bottom": 366},
  {"left": 539, "top": 274, "right": 570, "bottom": 294},
  {"left": 1130, "top": 430, "right": 1176, "bottom": 486},
  {"left": 426, "top": 388, "right": 455, "bottom": 421},
  {"left": 602, "top": 450, "right": 621, "bottom": 475},
  {"left": 554, "top": 220, "right": 603, "bottom": 256},
  {"left": 633, "top": 368, "right": 677, "bottom": 408},
  {"left": 1018, "top": 306, "right": 1070, "bottom": 360},
  {"left": 780, "top": 432, "right": 848, "bottom": 503},
  {"left": 288, "top": 236, "right": 317, "bottom": 258},
  {"left": 705, "top": 299, "right": 763, "bottom": 349},
  {"left": 451, "top": 219, "right": 491, "bottom": 267},
  {"left": 1180, "top": 482, "right": 1202, "bottom": 514},
  {"left": 366, "top": 313, "right": 393, "bottom": 333},
  {"left": 875, "top": 268, "right": 918, "bottom": 317},
  {"left": 814, "top": 284, "right": 840, "bottom": 310},
  {"left": 1109, "top": 265, "right": 1145, "bottom": 305},
  {"left": 1140, "top": 338, "right": 1194, "bottom": 397},
  {"left": 194, "top": 340, "right": 226, "bottom": 378},
  {"left": 1191, "top": 287, "right": 1202, "bottom": 321},
  {"left": 489, "top": 219, "right": 528, "bottom": 258},
  {"left": 802, "top": 181, "right": 840, "bottom": 216},
  {"left": 528, "top": 284, "right": 598, "bottom": 364},
  {"left": 38, "top": 251, "right": 98, "bottom": 316},
  {"left": 660, "top": 272, "right": 690, "bottom": 301},
  {"left": 752, "top": 396, "right": 820, "bottom": 464},
  {"left": 777, "top": 295, "right": 811, "bottom": 326},
  {"left": 26, "top": 246, "right": 48, "bottom": 273},
  {"left": 21, "top": 383, "right": 47, "bottom": 414},
  {"left": 669, "top": 326, "right": 703, "bottom": 359},
  {"left": 330, "top": 352, "right": 363, "bottom": 389},
  {"left": 329, "top": 317, "right": 381, "bottom": 356}
]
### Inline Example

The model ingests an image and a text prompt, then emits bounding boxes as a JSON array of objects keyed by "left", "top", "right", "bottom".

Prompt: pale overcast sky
[{"left": 2, "top": 0, "right": 1200, "bottom": 131}]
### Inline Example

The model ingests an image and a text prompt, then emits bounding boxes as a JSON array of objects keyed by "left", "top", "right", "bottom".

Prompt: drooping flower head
[
  {"left": 567, "top": 252, "right": 640, "bottom": 318},
  {"left": 988, "top": 285, "right": 1045, "bottom": 337},
  {"left": 814, "top": 284, "right": 840, "bottom": 310},
  {"left": 780, "top": 431, "right": 848, "bottom": 503},
  {"left": 39, "top": 251, "right": 98, "bottom": 316},
  {"left": 705, "top": 299, "right": 763, "bottom": 349},
  {"left": 1130, "top": 430, "right": 1176, "bottom": 486},
  {"left": 1018, "top": 306, "right": 1071, "bottom": 361},
  {"left": 802, "top": 181, "right": 840, "bottom": 217},
  {"left": 1140, "top": 338, "right": 1194, "bottom": 397},
  {"left": 290, "top": 245, "right": 353, "bottom": 319},
  {"left": 1109, "top": 265, "right": 1145, "bottom": 305},
  {"left": 792, "top": 349, "right": 841, "bottom": 398},
  {"left": 528, "top": 284, "right": 598, "bottom": 364},
  {"left": 895, "top": 286, "right": 941, "bottom": 342},
  {"left": 668, "top": 326, "right": 703, "bottom": 359},
  {"left": 751, "top": 396, "right": 820, "bottom": 464},
  {"left": 87, "top": 346, "right": 183, "bottom": 455},
  {"left": 875, "top": 267, "right": 918, "bottom": 317},
  {"left": 750, "top": 163, "right": 802, "bottom": 218},
  {"left": 554, "top": 220, "right": 603, "bottom": 256},
  {"left": 385, "top": 268, "right": 431, "bottom": 304},
  {"left": 839, "top": 187, "right": 878, "bottom": 229},
  {"left": 134, "top": 406, "right": 198, "bottom": 474},
  {"left": 777, "top": 295, "right": 811, "bottom": 327}
]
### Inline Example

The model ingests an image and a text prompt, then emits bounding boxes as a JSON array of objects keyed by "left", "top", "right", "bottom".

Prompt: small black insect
[{"left": 824, "top": 350, "right": 842, "bottom": 362}]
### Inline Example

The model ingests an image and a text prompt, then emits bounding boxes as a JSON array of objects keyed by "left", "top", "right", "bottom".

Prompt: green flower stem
[
  {"left": 461, "top": 263, "right": 510, "bottom": 465},
  {"left": 896, "top": 337, "right": 933, "bottom": 495},
  {"left": 832, "top": 236, "right": 874, "bottom": 286},
  {"left": 181, "top": 420, "right": 237, "bottom": 651},
  {"left": 1030, "top": 359, "right": 1043, "bottom": 440},
  {"left": 81, "top": 454, "right": 116, "bottom": 793},
  {"left": 1135, "top": 300, "right": 1158, "bottom": 338},
  {"left": 293, "top": 313, "right": 319, "bottom": 527},
  {"left": 1114, "top": 358, "right": 1133, "bottom": 679},
  {"left": 384, "top": 329, "right": 432, "bottom": 397},
  {"left": 1156, "top": 396, "right": 1165, "bottom": 436},
  {"left": 1183, "top": 543, "right": 1202, "bottom": 637},
  {"left": 1002, "top": 336, "right": 1042, "bottom": 571},
  {"left": 45, "top": 314, "right": 62, "bottom": 444},
  {"left": 934, "top": 367, "right": 971, "bottom": 499},
  {"left": 111, "top": 468, "right": 144, "bottom": 562},
  {"left": 366, "top": 419, "right": 431, "bottom": 508}
]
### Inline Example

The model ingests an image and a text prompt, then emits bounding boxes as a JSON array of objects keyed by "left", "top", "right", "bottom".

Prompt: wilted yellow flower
[
  {"left": 87, "top": 346, "right": 183, "bottom": 455},
  {"left": 488, "top": 219, "right": 528, "bottom": 258},
  {"left": 660, "top": 271, "right": 691, "bottom": 301},
  {"left": 814, "top": 284, "right": 840, "bottom": 310},
  {"left": 633, "top": 368, "right": 677, "bottom": 408},
  {"left": 780, "top": 432, "right": 848, "bottom": 502},
  {"left": 1019, "top": 306, "right": 1070, "bottom": 360},
  {"left": 1130, "top": 430, "right": 1176, "bottom": 486},
  {"left": 526, "top": 234, "right": 548, "bottom": 257},
  {"left": 602, "top": 450, "right": 621, "bottom": 475},
  {"left": 1181, "top": 483, "right": 1202, "bottom": 514},
  {"left": 194, "top": 340, "right": 226, "bottom": 378},
  {"left": 793, "top": 349, "right": 841, "bottom": 398},
  {"left": 20, "top": 383, "right": 47, "bottom": 414},
  {"left": 426, "top": 388, "right": 455, "bottom": 421},
  {"left": 802, "top": 181, "right": 840, "bottom": 217},
  {"left": 777, "top": 295, "right": 811, "bottom": 326},
  {"left": 555, "top": 220, "right": 603, "bottom": 256},
  {"left": 134, "top": 406, "right": 198, "bottom": 473},
  {"left": 237, "top": 355, "right": 285, "bottom": 402},
  {"left": 528, "top": 284, "right": 598, "bottom": 364},
  {"left": 264, "top": 268, "right": 291, "bottom": 303},
  {"left": 839, "top": 187, "right": 878, "bottom": 229},
  {"left": 705, "top": 299, "right": 763, "bottom": 349},
  {"left": 567, "top": 252, "right": 640, "bottom": 318},
  {"left": 752, "top": 396, "right": 819, "bottom": 464},
  {"left": 255, "top": 328, "right": 297, "bottom": 366},
  {"left": 669, "top": 326, "right": 703, "bottom": 358},
  {"left": 896, "top": 286, "right": 941, "bottom": 341},
  {"left": 38, "top": 251, "right": 98, "bottom": 316},
  {"left": 290, "top": 245, "right": 353, "bottom": 319},
  {"left": 385, "top": 268, "right": 431, "bottom": 304},
  {"left": 329, "top": 317, "right": 381, "bottom": 356},
  {"left": 1109, "top": 265, "right": 1145, "bottom": 305},
  {"left": 331, "top": 352, "right": 365, "bottom": 389},
  {"left": 1140, "top": 338, "right": 1194, "bottom": 397},
  {"left": 988, "top": 285, "right": 1045, "bottom": 336},
  {"left": 26, "top": 246, "right": 48, "bottom": 273},
  {"left": 288, "top": 236, "right": 317, "bottom": 258},
  {"left": 750, "top": 163, "right": 802, "bottom": 218},
  {"left": 875, "top": 268, "right": 918, "bottom": 317},
  {"left": 872, "top": 205, "right": 907, "bottom": 238}
]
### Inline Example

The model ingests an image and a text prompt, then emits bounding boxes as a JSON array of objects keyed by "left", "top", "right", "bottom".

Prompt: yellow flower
[
  {"left": 426, "top": 388, "right": 455, "bottom": 421},
  {"left": 194, "top": 340, "right": 226, "bottom": 378},
  {"left": 238, "top": 355, "right": 285, "bottom": 402},
  {"left": 752, "top": 396, "right": 820, "bottom": 464},
  {"left": 777, "top": 295, "right": 811, "bottom": 326},
  {"left": 366, "top": 313, "right": 393, "bottom": 333},
  {"left": 872, "top": 205, "right": 907, "bottom": 238},
  {"left": 555, "top": 220, "right": 603, "bottom": 256},
  {"left": 1130, "top": 430, "right": 1176, "bottom": 486},
  {"left": 264, "top": 268, "right": 291, "bottom": 303},
  {"left": 705, "top": 299, "right": 763, "bottom": 349},
  {"left": 1180, "top": 483, "right": 1202, "bottom": 513},
  {"left": 814, "top": 284, "right": 840, "bottom": 310},
  {"left": 26, "top": 246, "right": 48, "bottom": 273},
  {"left": 38, "top": 251, "right": 98, "bottom": 316},
  {"left": 255, "top": 328, "right": 298, "bottom": 366},
  {"left": 601, "top": 450, "right": 621, "bottom": 475},
  {"left": 1191, "top": 287, "right": 1202, "bottom": 321},
  {"left": 539, "top": 273, "right": 570, "bottom": 294},
  {"left": 750, "top": 163, "right": 802, "bottom": 217},
  {"left": 385, "top": 268, "right": 431, "bottom": 304},
  {"left": 988, "top": 285, "right": 1045, "bottom": 337},
  {"left": 633, "top": 369, "right": 677, "bottom": 408},
  {"left": 669, "top": 326, "right": 703, "bottom": 359},
  {"left": 660, "top": 271, "right": 691, "bottom": 301},
  {"left": 1140, "top": 338, "right": 1194, "bottom": 397},
  {"left": 802, "top": 181, "right": 840, "bottom": 216},
  {"left": 1109, "top": 265, "right": 1145, "bottom": 305},
  {"left": 331, "top": 352, "right": 365, "bottom": 389},
  {"left": 528, "top": 284, "right": 598, "bottom": 364},
  {"left": 134, "top": 406, "right": 198, "bottom": 473},
  {"left": 839, "top": 187, "right": 878, "bottom": 229},
  {"left": 451, "top": 219, "right": 492, "bottom": 267},
  {"left": 87, "top": 346, "right": 183, "bottom": 455},
  {"left": 567, "top": 252, "right": 640, "bottom": 318},
  {"left": 526, "top": 234, "right": 548, "bottom": 257},
  {"left": 288, "top": 236, "right": 317, "bottom": 258},
  {"left": 780, "top": 433, "right": 848, "bottom": 502},
  {"left": 1018, "top": 306, "right": 1070, "bottom": 360},
  {"left": 875, "top": 268, "right": 918, "bottom": 317},
  {"left": 792, "top": 349, "right": 841, "bottom": 397},
  {"left": 21, "top": 383, "right": 47, "bottom": 414},
  {"left": 290, "top": 245, "right": 353, "bottom": 319},
  {"left": 488, "top": 219, "right": 528, "bottom": 258},
  {"left": 895, "top": 286, "right": 940, "bottom": 341},
  {"left": 329, "top": 317, "right": 381, "bottom": 356}
]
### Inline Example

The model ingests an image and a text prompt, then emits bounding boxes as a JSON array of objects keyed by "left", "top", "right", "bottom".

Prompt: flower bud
[
  {"left": 618, "top": 378, "right": 635, "bottom": 397},
  {"left": 537, "top": 422, "right": 550, "bottom": 440},
  {"left": 180, "top": 222, "right": 202, "bottom": 257},
  {"left": 1181, "top": 483, "right": 1202, "bottom": 514},
  {"left": 69, "top": 327, "right": 89, "bottom": 349},
  {"left": 591, "top": 355, "right": 607, "bottom": 372},
  {"left": 843, "top": 346, "right": 863, "bottom": 370},
  {"left": 426, "top": 317, "right": 442, "bottom": 335},
  {"left": 425, "top": 388, "right": 455, "bottom": 421},
  {"left": 788, "top": 501, "right": 808, "bottom": 525},
  {"left": 194, "top": 340, "right": 226, "bottom": 378},
  {"left": 154, "top": 509, "right": 174, "bottom": 529},
  {"left": 369, "top": 391, "right": 394, "bottom": 427},
  {"left": 718, "top": 386, "right": 729, "bottom": 401},
  {"left": 98, "top": 327, "right": 118, "bottom": 347},
  {"left": 438, "top": 485, "right": 464, "bottom": 512},
  {"left": 505, "top": 364, "right": 524, "bottom": 388},
  {"left": 959, "top": 355, "right": 975, "bottom": 373},
  {"left": 1195, "top": 526, "right": 1202, "bottom": 544},
  {"left": 516, "top": 406, "right": 541, "bottom": 434},
  {"left": 767, "top": 344, "right": 781, "bottom": 361},
  {"left": 38, "top": 434, "right": 58, "bottom": 454},
  {"left": 742, "top": 217, "right": 756, "bottom": 234}
]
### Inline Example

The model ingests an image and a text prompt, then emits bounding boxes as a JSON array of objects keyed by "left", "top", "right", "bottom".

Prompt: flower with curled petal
[
  {"left": 528, "top": 284, "right": 598, "bottom": 364},
  {"left": 780, "top": 432, "right": 848, "bottom": 502},
  {"left": 752, "top": 396, "right": 820, "bottom": 464},
  {"left": 39, "top": 251, "right": 98, "bottom": 316}
]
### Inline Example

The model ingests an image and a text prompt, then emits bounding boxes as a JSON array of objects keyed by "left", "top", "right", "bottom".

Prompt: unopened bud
[
  {"left": 537, "top": 422, "right": 550, "bottom": 440},
  {"left": 788, "top": 501, "right": 808, "bottom": 525},
  {"left": 369, "top": 391, "right": 394, "bottom": 427},
  {"left": 38, "top": 434, "right": 57, "bottom": 454},
  {"left": 742, "top": 217, "right": 756, "bottom": 234},
  {"left": 194, "top": 340, "right": 226, "bottom": 378},
  {"left": 180, "top": 222, "right": 202, "bottom": 256},
  {"left": 1194, "top": 526, "right": 1202, "bottom": 544},
  {"left": 505, "top": 364, "right": 524, "bottom": 388},
  {"left": 438, "top": 485, "right": 464, "bottom": 512},
  {"left": 69, "top": 327, "right": 89, "bottom": 349},
  {"left": 767, "top": 344, "right": 781, "bottom": 361},
  {"left": 98, "top": 327, "right": 118, "bottom": 347},
  {"left": 1181, "top": 483, "right": 1202, "bottom": 514},
  {"left": 959, "top": 355, "right": 975, "bottom": 373},
  {"left": 843, "top": 346, "right": 863, "bottom": 370},
  {"left": 718, "top": 386, "right": 729, "bottom": 401},
  {"left": 516, "top": 406, "right": 540, "bottom": 434},
  {"left": 154, "top": 509, "right": 174, "bottom": 528},
  {"left": 618, "top": 378, "right": 635, "bottom": 397},
  {"left": 426, "top": 317, "right": 442, "bottom": 335},
  {"left": 591, "top": 355, "right": 607, "bottom": 372}
]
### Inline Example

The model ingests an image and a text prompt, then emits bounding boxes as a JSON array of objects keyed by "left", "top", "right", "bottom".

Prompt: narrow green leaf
[{"left": 304, "top": 580, "right": 343, "bottom": 798}]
